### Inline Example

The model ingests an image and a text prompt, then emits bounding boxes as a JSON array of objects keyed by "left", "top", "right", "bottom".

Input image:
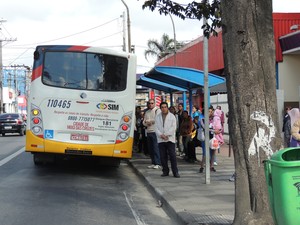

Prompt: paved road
[{"left": 0, "top": 136, "right": 178, "bottom": 225}]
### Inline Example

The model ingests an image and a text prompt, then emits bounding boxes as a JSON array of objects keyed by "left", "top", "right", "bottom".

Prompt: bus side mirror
[{"left": 34, "top": 50, "right": 40, "bottom": 60}]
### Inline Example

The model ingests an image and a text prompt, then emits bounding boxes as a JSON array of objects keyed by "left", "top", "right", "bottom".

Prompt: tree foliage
[
  {"left": 144, "top": 33, "right": 183, "bottom": 61},
  {"left": 142, "top": 0, "right": 221, "bottom": 37}
]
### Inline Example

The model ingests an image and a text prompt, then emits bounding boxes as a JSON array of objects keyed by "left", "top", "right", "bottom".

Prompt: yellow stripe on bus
[{"left": 25, "top": 131, "right": 133, "bottom": 158}]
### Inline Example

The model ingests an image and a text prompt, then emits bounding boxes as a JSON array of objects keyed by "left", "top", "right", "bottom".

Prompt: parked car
[{"left": 0, "top": 113, "right": 26, "bottom": 136}]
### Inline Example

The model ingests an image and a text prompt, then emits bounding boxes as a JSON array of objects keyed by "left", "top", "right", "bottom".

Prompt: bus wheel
[
  {"left": 33, "top": 153, "right": 56, "bottom": 166},
  {"left": 97, "top": 158, "right": 120, "bottom": 167},
  {"left": 111, "top": 159, "right": 121, "bottom": 167},
  {"left": 2, "top": 133, "right": 5, "bottom": 136},
  {"left": 33, "top": 154, "right": 43, "bottom": 166}
]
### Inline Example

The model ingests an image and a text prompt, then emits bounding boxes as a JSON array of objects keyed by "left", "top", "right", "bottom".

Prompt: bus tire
[
  {"left": 33, "top": 154, "right": 42, "bottom": 166},
  {"left": 33, "top": 153, "right": 56, "bottom": 166},
  {"left": 111, "top": 159, "right": 121, "bottom": 167}
]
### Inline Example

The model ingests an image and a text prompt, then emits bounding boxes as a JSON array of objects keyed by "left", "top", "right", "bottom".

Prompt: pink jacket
[{"left": 213, "top": 109, "right": 224, "bottom": 145}]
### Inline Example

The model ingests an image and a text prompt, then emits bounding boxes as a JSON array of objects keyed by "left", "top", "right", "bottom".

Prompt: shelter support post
[
  {"left": 203, "top": 17, "right": 210, "bottom": 184},
  {"left": 189, "top": 90, "right": 193, "bottom": 115},
  {"left": 183, "top": 92, "right": 187, "bottom": 110}
]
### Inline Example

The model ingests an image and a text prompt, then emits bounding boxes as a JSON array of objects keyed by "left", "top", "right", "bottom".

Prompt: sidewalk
[{"left": 127, "top": 143, "right": 235, "bottom": 225}]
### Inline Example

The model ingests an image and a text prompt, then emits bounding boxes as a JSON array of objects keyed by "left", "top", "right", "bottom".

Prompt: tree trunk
[{"left": 221, "top": 0, "right": 282, "bottom": 224}]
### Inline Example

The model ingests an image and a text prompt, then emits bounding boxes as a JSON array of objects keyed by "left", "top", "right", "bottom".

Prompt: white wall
[
  {"left": 276, "top": 90, "right": 285, "bottom": 137},
  {"left": 278, "top": 54, "right": 300, "bottom": 103}
]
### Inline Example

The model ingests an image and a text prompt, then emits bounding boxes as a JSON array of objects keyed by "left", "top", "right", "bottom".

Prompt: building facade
[
  {"left": 156, "top": 13, "right": 300, "bottom": 109},
  {"left": 1, "top": 66, "right": 31, "bottom": 114},
  {"left": 150, "top": 13, "right": 300, "bottom": 134}
]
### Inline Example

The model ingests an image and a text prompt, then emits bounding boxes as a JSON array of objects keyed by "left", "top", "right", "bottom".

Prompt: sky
[{"left": 0, "top": 0, "right": 299, "bottom": 74}]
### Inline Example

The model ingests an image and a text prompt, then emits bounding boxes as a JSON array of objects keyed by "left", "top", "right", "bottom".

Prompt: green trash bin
[{"left": 264, "top": 147, "right": 300, "bottom": 225}]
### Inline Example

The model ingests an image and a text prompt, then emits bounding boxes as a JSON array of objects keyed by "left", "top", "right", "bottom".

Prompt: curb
[
  {"left": 126, "top": 159, "right": 191, "bottom": 225},
  {"left": 126, "top": 149, "right": 234, "bottom": 225}
]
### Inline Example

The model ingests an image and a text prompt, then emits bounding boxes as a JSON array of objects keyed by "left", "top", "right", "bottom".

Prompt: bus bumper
[{"left": 25, "top": 131, "right": 133, "bottom": 159}]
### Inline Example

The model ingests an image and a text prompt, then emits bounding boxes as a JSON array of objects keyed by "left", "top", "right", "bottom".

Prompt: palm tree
[{"left": 144, "top": 33, "right": 175, "bottom": 61}]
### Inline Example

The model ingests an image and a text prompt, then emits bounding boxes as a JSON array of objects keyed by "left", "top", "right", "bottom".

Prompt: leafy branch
[{"left": 141, "top": 0, "right": 222, "bottom": 37}]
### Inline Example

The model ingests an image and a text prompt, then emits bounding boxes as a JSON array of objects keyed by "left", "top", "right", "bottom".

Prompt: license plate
[
  {"left": 4, "top": 126, "right": 12, "bottom": 129},
  {"left": 70, "top": 134, "right": 89, "bottom": 141}
]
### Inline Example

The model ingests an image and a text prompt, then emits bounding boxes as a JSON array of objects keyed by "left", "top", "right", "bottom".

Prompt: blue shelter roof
[
  {"left": 145, "top": 66, "right": 226, "bottom": 90},
  {"left": 137, "top": 75, "right": 188, "bottom": 93}
]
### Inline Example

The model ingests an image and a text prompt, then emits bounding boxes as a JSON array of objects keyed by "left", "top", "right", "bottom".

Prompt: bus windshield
[{"left": 42, "top": 51, "right": 128, "bottom": 91}]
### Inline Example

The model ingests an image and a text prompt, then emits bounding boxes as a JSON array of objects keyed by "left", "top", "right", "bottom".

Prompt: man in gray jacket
[
  {"left": 143, "top": 99, "right": 161, "bottom": 169},
  {"left": 155, "top": 102, "right": 180, "bottom": 178}
]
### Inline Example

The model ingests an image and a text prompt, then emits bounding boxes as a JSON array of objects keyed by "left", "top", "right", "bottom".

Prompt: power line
[
  {"left": 0, "top": 19, "right": 17, "bottom": 113},
  {"left": 6, "top": 29, "right": 123, "bottom": 66},
  {"left": 10, "top": 17, "right": 120, "bottom": 47},
  {"left": 7, "top": 47, "right": 33, "bottom": 66},
  {"left": 3, "top": 56, "right": 32, "bottom": 63},
  {"left": 81, "top": 31, "right": 123, "bottom": 45},
  {"left": 1, "top": 24, "right": 13, "bottom": 38},
  {"left": 4, "top": 17, "right": 123, "bottom": 66}
]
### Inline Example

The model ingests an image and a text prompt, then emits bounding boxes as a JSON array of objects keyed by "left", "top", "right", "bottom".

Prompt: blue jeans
[
  {"left": 201, "top": 141, "right": 216, "bottom": 158},
  {"left": 146, "top": 132, "right": 161, "bottom": 165}
]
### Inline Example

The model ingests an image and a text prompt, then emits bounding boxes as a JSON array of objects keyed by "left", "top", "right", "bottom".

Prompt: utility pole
[
  {"left": 0, "top": 19, "right": 17, "bottom": 113},
  {"left": 122, "top": 12, "right": 126, "bottom": 52},
  {"left": 14, "top": 66, "right": 17, "bottom": 112},
  {"left": 203, "top": 17, "right": 210, "bottom": 184},
  {"left": 8, "top": 64, "right": 29, "bottom": 113},
  {"left": 0, "top": 39, "right": 3, "bottom": 113},
  {"left": 121, "top": 0, "right": 131, "bottom": 52}
]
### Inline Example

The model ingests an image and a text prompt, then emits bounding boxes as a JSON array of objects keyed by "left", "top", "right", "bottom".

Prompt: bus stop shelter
[
  {"left": 143, "top": 66, "right": 226, "bottom": 112},
  {"left": 137, "top": 75, "right": 188, "bottom": 93},
  {"left": 138, "top": 66, "right": 226, "bottom": 183},
  {"left": 137, "top": 75, "right": 188, "bottom": 106}
]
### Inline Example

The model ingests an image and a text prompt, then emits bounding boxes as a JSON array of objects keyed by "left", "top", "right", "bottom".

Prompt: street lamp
[
  {"left": 168, "top": 13, "right": 177, "bottom": 66},
  {"left": 121, "top": 0, "right": 131, "bottom": 52}
]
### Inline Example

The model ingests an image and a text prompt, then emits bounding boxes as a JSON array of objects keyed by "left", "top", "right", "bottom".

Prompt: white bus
[{"left": 25, "top": 45, "right": 137, "bottom": 165}]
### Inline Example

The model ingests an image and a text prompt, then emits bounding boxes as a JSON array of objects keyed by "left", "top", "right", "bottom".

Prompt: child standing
[{"left": 213, "top": 109, "right": 224, "bottom": 145}]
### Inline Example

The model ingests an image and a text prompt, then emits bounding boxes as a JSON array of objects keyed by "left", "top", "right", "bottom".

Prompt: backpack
[{"left": 197, "top": 119, "right": 205, "bottom": 141}]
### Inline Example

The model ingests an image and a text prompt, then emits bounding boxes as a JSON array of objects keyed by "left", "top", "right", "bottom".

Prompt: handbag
[
  {"left": 197, "top": 126, "right": 205, "bottom": 141},
  {"left": 290, "top": 137, "right": 300, "bottom": 147},
  {"left": 209, "top": 136, "right": 220, "bottom": 150}
]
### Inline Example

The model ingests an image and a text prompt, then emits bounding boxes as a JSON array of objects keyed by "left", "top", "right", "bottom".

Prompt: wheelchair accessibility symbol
[{"left": 44, "top": 130, "right": 54, "bottom": 139}]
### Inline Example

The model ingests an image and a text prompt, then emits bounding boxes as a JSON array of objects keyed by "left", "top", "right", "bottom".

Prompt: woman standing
[
  {"left": 289, "top": 108, "right": 300, "bottom": 147},
  {"left": 179, "top": 110, "right": 193, "bottom": 158}
]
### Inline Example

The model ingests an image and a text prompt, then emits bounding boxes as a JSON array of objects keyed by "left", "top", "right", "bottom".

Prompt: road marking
[
  {"left": 0, "top": 147, "right": 24, "bottom": 167},
  {"left": 123, "top": 191, "right": 147, "bottom": 225}
]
